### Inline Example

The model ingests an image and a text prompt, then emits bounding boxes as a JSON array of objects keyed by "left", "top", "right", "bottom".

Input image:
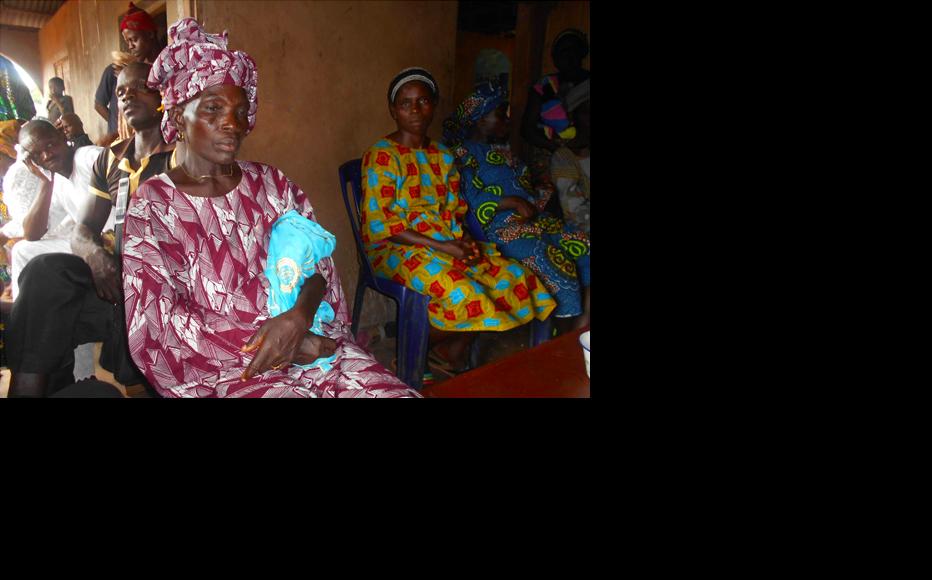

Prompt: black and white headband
[{"left": 388, "top": 67, "right": 438, "bottom": 103}]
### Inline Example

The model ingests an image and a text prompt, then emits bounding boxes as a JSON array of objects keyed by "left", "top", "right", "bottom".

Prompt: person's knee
[
  {"left": 18, "top": 252, "right": 86, "bottom": 290},
  {"left": 49, "top": 380, "right": 125, "bottom": 398},
  {"left": 24, "top": 252, "right": 84, "bottom": 272}
]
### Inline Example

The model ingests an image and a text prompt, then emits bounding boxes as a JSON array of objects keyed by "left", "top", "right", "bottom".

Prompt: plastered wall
[{"left": 191, "top": 0, "right": 458, "bottom": 329}]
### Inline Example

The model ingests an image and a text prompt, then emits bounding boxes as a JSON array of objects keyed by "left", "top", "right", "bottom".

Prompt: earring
[{"left": 178, "top": 133, "right": 184, "bottom": 141}]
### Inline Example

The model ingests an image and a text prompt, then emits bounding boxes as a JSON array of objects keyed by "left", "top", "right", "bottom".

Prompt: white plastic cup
[{"left": 579, "top": 330, "right": 590, "bottom": 377}]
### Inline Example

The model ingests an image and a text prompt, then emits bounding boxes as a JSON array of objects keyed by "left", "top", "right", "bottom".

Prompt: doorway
[{"left": 0, "top": 53, "right": 43, "bottom": 121}]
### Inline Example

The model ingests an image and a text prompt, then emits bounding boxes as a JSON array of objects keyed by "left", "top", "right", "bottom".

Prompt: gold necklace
[{"left": 180, "top": 162, "right": 234, "bottom": 182}]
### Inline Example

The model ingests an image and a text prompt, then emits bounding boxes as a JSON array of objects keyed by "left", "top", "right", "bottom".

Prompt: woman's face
[
  {"left": 552, "top": 39, "right": 585, "bottom": 73},
  {"left": 390, "top": 81, "right": 436, "bottom": 137},
  {"left": 122, "top": 29, "right": 157, "bottom": 61},
  {"left": 59, "top": 115, "right": 83, "bottom": 140},
  {"left": 174, "top": 84, "right": 249, "bottom": 165},
  {"left": 476, "top": 103, "right": 510, "bottom": 143}
]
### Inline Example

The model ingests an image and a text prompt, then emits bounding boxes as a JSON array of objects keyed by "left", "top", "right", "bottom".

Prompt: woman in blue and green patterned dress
[{"left": 443, "top": 81, "right": 589, "bottom": 332}]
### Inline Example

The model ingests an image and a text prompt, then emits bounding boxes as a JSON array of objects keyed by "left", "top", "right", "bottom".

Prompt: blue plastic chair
[
  {"left": 339, "top": 159, "right": 431, "bottom": 390},
  {"left": 340, "top": 159, "right": 553, "bottom": 387}
]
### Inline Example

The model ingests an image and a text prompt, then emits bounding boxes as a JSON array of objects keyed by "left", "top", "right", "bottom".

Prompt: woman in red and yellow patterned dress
[{"left": 361, "top": 68, "right": 556, "bottom": 374}]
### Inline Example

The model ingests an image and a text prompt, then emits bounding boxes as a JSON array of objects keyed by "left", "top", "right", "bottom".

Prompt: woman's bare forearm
[
  {"left": 289, "top": 273, "right": 327, "bottom": 329},
  {"left": 389, "top": 230, "right": 450, "bottom": 253}
]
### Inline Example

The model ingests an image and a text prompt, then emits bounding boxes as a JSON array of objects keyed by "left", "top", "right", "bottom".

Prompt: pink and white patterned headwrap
[{"left": 147, "top": 17, "right": 258, "bottom": 143}]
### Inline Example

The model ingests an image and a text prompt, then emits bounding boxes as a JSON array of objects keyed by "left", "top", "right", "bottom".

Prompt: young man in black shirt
[{"left": 7, "top": 62, "right": 175, "bottom": 397}]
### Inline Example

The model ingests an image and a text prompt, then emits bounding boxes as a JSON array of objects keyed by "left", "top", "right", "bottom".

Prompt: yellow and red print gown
[{"left": 361, "top": 137, "right": 555, "bottom": 331}]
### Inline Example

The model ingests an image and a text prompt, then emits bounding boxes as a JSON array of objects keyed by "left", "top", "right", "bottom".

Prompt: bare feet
[{"left": 428, "top": 334, "right": 474, "bottom": 374}]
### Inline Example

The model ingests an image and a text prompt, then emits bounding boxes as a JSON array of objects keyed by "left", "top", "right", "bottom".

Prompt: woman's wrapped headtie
[
  {"left": 442, "top": 80, "right": 507, "bottom": 158},
  {"left": 120, "top": 2, "right": 157, "bottom": 32},
  {"left": 147, "top": 17, "right": 258, "bottom": 143}
]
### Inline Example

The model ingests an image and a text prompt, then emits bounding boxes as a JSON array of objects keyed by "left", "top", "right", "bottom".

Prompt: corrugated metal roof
[
  {"left": 0, "top": 0, "right": 66, "bottom": 29},
  {"left": 2, "top": 0, "right": 65, "bottom": 15}
]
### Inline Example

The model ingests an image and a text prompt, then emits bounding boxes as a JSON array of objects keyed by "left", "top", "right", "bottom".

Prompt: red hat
[{"left": 120, "top": 2, "right": 156, "bottom": 32}]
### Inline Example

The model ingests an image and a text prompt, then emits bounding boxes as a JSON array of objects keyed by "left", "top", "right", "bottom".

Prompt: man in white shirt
[
  {"left": 6, "top": 120, "right": 113, "bottom": 297},
  {"left": 5, "top": 120, "right": 112, "bottom": 381}
]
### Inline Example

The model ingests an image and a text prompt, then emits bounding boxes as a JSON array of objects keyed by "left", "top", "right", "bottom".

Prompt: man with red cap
[{"left": 93, "top": 3, "right": 162, "bottom": 144}]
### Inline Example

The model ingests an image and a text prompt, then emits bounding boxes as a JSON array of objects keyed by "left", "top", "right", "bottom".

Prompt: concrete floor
[
  {"left": 366, "top": 323, "right": 535, "bottom": 388},
  {"left": 0, "top": 324, "right": 539, "bottom": 397}
]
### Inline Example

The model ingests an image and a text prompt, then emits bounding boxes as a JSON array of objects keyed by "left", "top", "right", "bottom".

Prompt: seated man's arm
[
  {"left": 73, "top": 147, "right": 114, "bottom": 260},
  {"left": 72, "top": 196, "right": 120, "bottom": 304},
  {"left": 71, "top": 195, "right": 113, "bottom": 260},
  {"left": 72, "top": 151, "right": 121, "bottom": 303},
  {"left": 21, "top": 160, "right": 53, "bottom": 241}
]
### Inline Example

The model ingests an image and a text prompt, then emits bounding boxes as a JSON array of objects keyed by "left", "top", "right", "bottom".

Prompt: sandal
[{"left": 427, "top": 349, "right": 470, "bottom": 377}]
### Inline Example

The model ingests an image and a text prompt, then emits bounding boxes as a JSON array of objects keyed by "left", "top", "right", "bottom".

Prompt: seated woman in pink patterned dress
[{"left": 120, "top": 17, "right": 418, "bottom": 397}]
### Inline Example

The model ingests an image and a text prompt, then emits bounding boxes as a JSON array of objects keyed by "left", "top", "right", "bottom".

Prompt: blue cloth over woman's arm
[{"left": 265, "top": 209, "right": 338, "bottom": 371}]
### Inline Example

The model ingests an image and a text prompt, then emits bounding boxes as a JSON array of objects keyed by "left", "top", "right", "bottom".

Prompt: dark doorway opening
[{"left": 457, "top": 1, "right": 518, "bottom": 35}]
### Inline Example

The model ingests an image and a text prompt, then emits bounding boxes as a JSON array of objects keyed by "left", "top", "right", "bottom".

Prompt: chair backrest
[{"left": 338, "top": 158, "right": 377, "bottom": 282}]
